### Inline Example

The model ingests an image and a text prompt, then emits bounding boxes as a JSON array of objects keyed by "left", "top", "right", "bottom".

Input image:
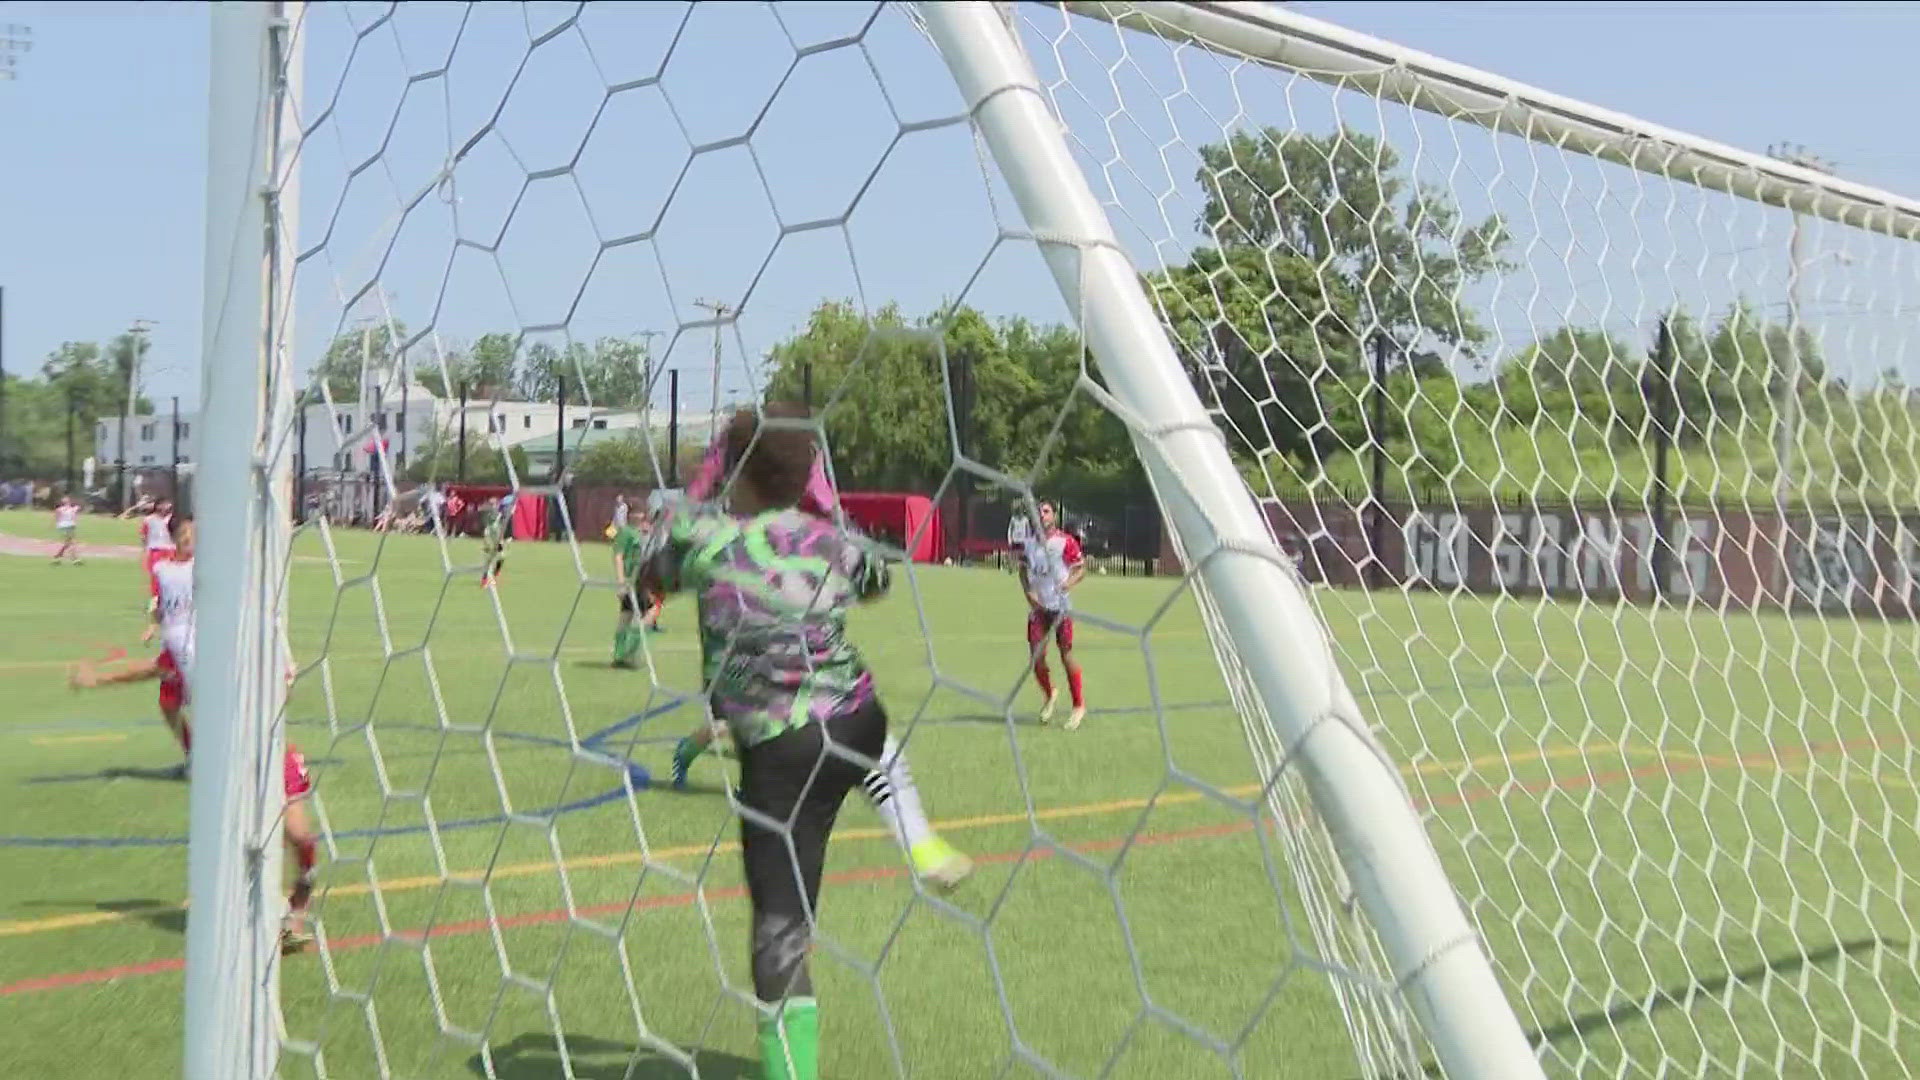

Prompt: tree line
[
  {"left": 0, "top": 334, "right": 156, "bottom": 481},
  {"left": 13, "top": 126, "right": 1912, "bottom": 514}
]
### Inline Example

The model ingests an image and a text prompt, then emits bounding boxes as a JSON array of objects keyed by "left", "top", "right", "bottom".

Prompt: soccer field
[{"left": 1, "top": 507, "right": 1916, "bottom": 1079}]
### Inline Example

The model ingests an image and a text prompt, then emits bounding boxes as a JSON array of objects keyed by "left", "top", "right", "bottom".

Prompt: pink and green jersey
[{"left": 645, "top": 504, "right": 890, "bottom": 748}]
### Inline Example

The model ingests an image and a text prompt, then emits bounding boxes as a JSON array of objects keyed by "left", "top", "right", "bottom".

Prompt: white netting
[{"left": 234, "top": 3, "right": 1920, "bottom": 1079}]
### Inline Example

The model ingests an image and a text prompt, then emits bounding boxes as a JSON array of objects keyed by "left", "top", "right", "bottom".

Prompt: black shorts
[
  {"left": 619, "top": 590, "right": 637, "bottom": 615},
  {"left": 736, "top": 699, "right": 889, "bottom": 921}
]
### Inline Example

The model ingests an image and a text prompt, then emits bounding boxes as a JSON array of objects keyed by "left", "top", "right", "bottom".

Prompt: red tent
[{"left": 839, "top": 492, "right": 943, "bottom": 563}]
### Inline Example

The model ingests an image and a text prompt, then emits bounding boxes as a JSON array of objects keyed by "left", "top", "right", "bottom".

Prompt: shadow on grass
[
  {"left": 471, "top": 1033, "right": 756, "bottom": 1080},
  {"left": 1380, "top": 934, "right": 1906, "bottom": 1079},
  {"left": 938, "top": 700, "right": 1233, "bottom": 728},
  {"left": 22, "top": 763, "right": 187, "bottom": 785},
  {"left": 22, "top": 898, "right": 186, "bottom": 935}
]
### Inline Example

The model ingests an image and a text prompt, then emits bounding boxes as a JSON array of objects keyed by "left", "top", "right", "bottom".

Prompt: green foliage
[
  {"left": 403, "top": 434, "right": 529, "bottom": 485},
  {"left": 1194, "top": 126, "right": 1511, "bottom": 350},
  {"left": 570, "top": 434, "right": 657, "bottom": 486},
  {"left": 757, "top": 301, "right": 1134, "bottom": 496}
]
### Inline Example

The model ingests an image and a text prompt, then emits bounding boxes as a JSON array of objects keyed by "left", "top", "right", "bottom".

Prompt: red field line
[{"left": 0, "top": 736, "right": 1891, "bottom": 999}]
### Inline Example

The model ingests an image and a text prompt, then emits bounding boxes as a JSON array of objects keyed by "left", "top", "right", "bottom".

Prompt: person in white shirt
[
  {"left": 138, "top": 498, "right": 177, "bottom": 611},
  {"left": 70, "top": 514, "right": 321, "bottom": 953},
  {"left": 51, "top": 496, "right": 82, "bottom": 565},
  {"left": 1015, "top": 500, "right": 1089, "bottom": 729}
]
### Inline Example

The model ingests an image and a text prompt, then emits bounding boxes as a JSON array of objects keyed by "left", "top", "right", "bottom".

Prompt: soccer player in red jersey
[
  {"left": 71, "top": 515, "right": 320, "bottom": 953},
  {"left": 1013, "top": 501, "right": 1088, "bottom": 729}
]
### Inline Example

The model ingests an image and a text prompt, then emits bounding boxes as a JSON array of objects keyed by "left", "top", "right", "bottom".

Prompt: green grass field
[{"left": 1, "top": 507, "right": 1916, "bottom": 1079}]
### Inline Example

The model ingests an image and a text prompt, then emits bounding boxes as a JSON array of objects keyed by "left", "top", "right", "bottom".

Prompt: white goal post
[{"left": 186, "top": 2, "right": 1920, "bottom": 1079}]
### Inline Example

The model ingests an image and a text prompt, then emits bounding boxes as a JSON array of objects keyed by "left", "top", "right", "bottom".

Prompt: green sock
[
  {"left": 613, "top": 625, "right": 638, "bottom": 663},
  {"left": 758, "top": 997, "right": 819, "bottom": 1080}
]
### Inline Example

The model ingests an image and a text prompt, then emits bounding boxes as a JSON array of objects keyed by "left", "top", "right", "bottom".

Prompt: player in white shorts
[
  {"left": 1013, "top": 501, "right": 1088, "bottom": 729},
  {"left": 69, "top": 515, "right": 321, "bottom": 952},
  {"left": 51, "top": 496, "right": 82, "bottom": 565}
]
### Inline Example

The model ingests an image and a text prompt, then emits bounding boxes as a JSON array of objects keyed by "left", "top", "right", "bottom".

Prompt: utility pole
[
  {"left": 122, "top": 320, "right": 155, "bottom": 510},
  {"left": 694, "top": 299, "right": 731, "bottom": 445},
  {"left": 1767, "top": 142, "right": 1834, "bottom": 606}
]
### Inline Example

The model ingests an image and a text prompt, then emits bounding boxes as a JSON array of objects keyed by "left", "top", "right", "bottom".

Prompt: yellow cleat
[{"left": 909, "top": 837, "right": 973, "bottom": 892}]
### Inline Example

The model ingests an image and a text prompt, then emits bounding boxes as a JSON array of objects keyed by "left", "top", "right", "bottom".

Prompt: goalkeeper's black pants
[{"left": 736, "top": 698, "right": 889, "bottom": 1004}]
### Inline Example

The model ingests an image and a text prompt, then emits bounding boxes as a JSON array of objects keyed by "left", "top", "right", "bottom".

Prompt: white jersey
[
  {"left": 142, "top": 513, "right": 176, "bottom": 551},
  {"left": 152, "top": 558, "right": 196, "bottom": 679},
  {"left": 1019, "top": 528, "right": 1084, "bottom": 613},
  {"left": 54, "top": 505, "right": 78, "bottom": 529}
]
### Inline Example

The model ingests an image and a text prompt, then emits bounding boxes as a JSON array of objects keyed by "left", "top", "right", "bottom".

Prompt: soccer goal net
[{"left": 187, "top": 3, "right": 1920, "bottom": 1079}]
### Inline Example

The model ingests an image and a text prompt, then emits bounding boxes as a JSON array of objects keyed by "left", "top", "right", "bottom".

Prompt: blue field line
[{"left": 0, "top": 701, "right": 689, "bottom": 851}]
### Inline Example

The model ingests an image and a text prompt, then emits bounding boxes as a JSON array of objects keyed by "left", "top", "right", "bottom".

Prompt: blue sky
[{"left": 2, "top": 0, "right": 1917, "bottom": 418}]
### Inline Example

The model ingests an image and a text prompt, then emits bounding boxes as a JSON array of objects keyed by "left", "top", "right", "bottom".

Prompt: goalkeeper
[
  {"left": 636, "top": 403, "right": 911, "bottom": 1080},
  {"left": 666, "top": 424, "right": 971, "bottom": 894}
]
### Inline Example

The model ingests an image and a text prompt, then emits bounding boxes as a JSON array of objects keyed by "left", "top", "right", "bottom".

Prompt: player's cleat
[
  {"left": 162, "top": 760, "right": 190, "bottom": 781},
  {"left": 909, "top": 837, "right": 973, "bottom": 892},
  {"left": 1065, "top": 706, "right": 1086, "bottom": 732},
  {"left": 279, "top": 913, "right": 314, "bottom": 955},
  {"left": 1038, "top": 689, "right": 1059, "bottom": 725},
  {"left": 671, "top": 736, "right": 700, "bottom": 789}
]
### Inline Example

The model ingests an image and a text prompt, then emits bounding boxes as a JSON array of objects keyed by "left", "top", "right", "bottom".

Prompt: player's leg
[
  {"left": 737, "top": 701, "right": 886, "bottom": 1080},
  {"left": 157, "top": 652, "right": 192, "bottom": 778},
  {"left": 281, "top": 748, "right": 318, "bottom": 953},
  {"left": 644, "top": 586, "right": 665, "bottom": 632},
  {"left": 1056, "top": 616, "right": 1086, "bottom": 730},
  {"left": 1028, "top": 609, "right": 1059, "bottom": 723},
  {"left": 861, "top": 733, "right": 971, "bottom": 891},
  {"left": 612, "top": 590, "right": 640, "bottom": 668}
]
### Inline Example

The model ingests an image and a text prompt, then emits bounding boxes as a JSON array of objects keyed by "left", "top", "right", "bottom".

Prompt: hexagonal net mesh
[{"left": 196, "top": 2, "right": 1920, "bottom": 1078}]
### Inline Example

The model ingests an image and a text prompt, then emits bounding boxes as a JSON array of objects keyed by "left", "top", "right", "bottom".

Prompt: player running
[
  {"left": 138, "top": 498, "right": 176, "bottom": 608},
  {"left": 639, "top": 404, "right": 938, "bottom": 1080},
  {"left": 68, "top": 515, "right": 320, "bottom": 953},
  {"left": 51, "top": 495, "right": 82, "bottom": 565},
  {"left": 480, "top": 497, "right": 509, "bottom": 587},
  {"left": 610, "top": 507, "right": 664, "bottom": 668},
  {"left": 665, "top": 420, "right": 971, "bottom": 894},
  {"left": 1015, "top": 500, "right": 1087, "bottom": 729}
]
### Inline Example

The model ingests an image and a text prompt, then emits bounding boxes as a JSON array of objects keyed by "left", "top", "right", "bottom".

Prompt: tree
[
  {"left": 1144, "top": 244, "right": 1363, "bottom": 468},
  {"left": 311, "top": 321, "right": 408, "bottom": 402},
  {"left": 1194, "top": 126, "right": 1511, "bottom": 354},
  {"left": 757, "top": 301, "right": 1134, "bottom": 497},
  {"left": 570, "top": 434, "right": 656, "bottom": 486},
  {"left": 403, "top": 433, "right": 529, "bottom": 485}
]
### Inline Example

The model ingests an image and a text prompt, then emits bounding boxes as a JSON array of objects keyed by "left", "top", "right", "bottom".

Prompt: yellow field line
[
  {"left": 0, "top": 742, "right": 1635, "bottom": 940},
  {"left": 28, "top": 734, "right": 128, "bottom": 747}
]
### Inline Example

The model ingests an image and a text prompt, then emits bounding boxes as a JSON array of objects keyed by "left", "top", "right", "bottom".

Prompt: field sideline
[{"left": 1, "top": 508, "right": 1915, "bottom": 1079}]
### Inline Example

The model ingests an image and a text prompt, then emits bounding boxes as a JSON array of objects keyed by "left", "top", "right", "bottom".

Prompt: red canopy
[{"left": 838, "top": 492, "right": 942, "bottom": 563}]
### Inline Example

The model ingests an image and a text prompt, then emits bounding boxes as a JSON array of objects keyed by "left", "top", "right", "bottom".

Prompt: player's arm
[{"left": 1063, "top": 536, "right": 1087, "bottom": 592}]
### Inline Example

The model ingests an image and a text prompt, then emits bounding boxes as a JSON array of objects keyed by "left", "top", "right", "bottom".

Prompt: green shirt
[{"left": 611, "top": 524, "right": 645, "bottom": 586}]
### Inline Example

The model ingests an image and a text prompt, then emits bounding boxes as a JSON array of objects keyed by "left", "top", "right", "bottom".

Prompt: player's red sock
[
  {"left": 177, "top": 718, "right": 193, "bottom": 753},
  {"left": 1034, "top": 660, "right": 1054, "bottom": 698},
  {"left": 289, "top": 835, "right": 317, "bottom": 910},
  {"left": 1067, "top": 666, "right": 1084, "bottom": 709}
]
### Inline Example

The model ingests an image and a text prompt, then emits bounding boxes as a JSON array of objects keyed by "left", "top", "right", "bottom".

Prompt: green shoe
[
  {"left": 758, "top": 997, "right": 818, "bottom": 1080},
  {"left": 671, "top": 736, "right": 701, "bottom": 789},
  {"left": 909, "top": 836, "right": 974, "bottom": 892}
]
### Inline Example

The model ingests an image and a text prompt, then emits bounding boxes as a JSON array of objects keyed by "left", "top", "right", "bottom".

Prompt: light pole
[
  {"left": 1767, "top": 142, "right": 1839, "bottom": 605},
  {"left": 123, "top": 320, "right": 155, "bottom": 509}
]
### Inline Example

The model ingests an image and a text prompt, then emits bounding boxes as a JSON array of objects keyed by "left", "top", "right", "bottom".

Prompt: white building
[{"left": 97, "top": 386, "right": 661, "bottom": 476}]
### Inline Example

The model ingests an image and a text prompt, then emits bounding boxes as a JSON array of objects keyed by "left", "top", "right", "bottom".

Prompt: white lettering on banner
[
  {"left": 1575, "top": 514, "right": 1622, "bottom": 595},
  {"left": 1791, "top": 518, "right": 1873, "bottom": 612},
  {"left": 1626, "top": 514, "right": 1711, "bottom": 597},
  {"left": 1493, "top": 513, "right": 1529, "bottom": 590},
  {"left": 1404, "top": 511, "right": 1468, "bottom": 588}
]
